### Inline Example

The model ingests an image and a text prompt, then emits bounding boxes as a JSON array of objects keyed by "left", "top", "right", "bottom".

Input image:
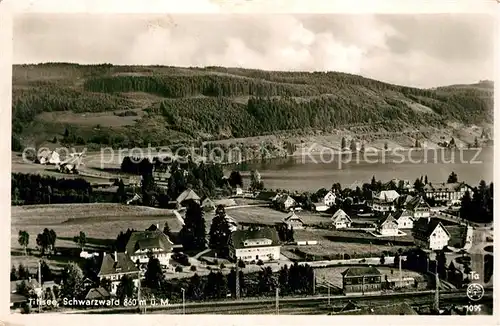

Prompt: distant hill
[{"left": 11, "top": 63, "right": 494, "bottom": 150}]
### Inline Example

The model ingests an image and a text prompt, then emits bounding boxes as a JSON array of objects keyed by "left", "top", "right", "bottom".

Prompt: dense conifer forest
[{"left": 12, "top": 63, "right": 493, "bottom": 149}]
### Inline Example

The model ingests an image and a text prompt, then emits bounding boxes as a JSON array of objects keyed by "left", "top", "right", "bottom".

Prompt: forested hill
[{"left": 12, "top": 63, "right": 494, "bottom": 149}]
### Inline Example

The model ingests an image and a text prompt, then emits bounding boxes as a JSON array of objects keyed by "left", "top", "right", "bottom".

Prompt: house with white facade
[
  {"left": 375, "top": 214, "right": 399, "bottom": 236},
  {"left": 228, "top": 227, "right": 281, "bottom": 262},
  {"left": 274, "top": 195, "right": 297, "bottom": 212},
  {"left": 97, "top": 252, "right": 140, "bottom": 295},
  {"left": 322, "top": 191, "right": 337, "bottom": 207},
  {"left": 282, "top": 211, "right": 305, "bottom": 230},
  {"left": 423, "top": 182, "right": 473, "bottom": 205},
  {"left": 125, "top": 230, "right": 174, "bottom": 267},
  {"left": 331, "top": 209, "right": 352, "bottom": 229},
  {"left": 391, "top": 210, "right": 414, "bottom": 229},
  {"left": 312, "top": 202, "right": 329, "bottom": 212},
  {"left": 371, "top": 190, "right": 400, "bottom": 212},
  {"left": 412, "top": 218, "right": 451, "bottom": 251},
  {"left": 405, "top": 196, "right": 431, "bottom": 219}
]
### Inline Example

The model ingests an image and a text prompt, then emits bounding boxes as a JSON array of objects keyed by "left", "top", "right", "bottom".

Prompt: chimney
[
  {"left": 157, "top": 223, "right": 159, "bottom": 230},
  {"left": 114, "top": 251, "right": 118, "bottom": 262},
  {"left": 427, "top": 216, "right": 431, "bottom": 224}
]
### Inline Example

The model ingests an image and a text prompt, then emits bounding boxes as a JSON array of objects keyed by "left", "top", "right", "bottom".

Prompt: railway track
[{"left": 67, "top": 289, "right": 492, "bottom": 315}]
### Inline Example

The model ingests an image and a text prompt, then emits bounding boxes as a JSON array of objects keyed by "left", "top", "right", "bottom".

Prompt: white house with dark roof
[
  {"left": 274, "top": 194, "right": 297, "bottom": 212},
  {"left": 423, "top": 182, "right": 472, "bottom": 205},
  {"left": 322, "top": 191, "right": 337, "bottom": 207},
  {"left": 228, "top": 227, "right": 281, "bottom": 262},
  {"left": 331, "top": 209, "right": 352, "bottom": 229},
  {"left": 405, "top": 196, "right": 431, "bottom": 219},
  {"left": 97, "top": 252, "right": 140, "bottom": 295},
  {"left": 282, "top": 211, "right": 305, "bottom": 230},
  {"left": 375, "top": 214, "right": 399, "bottom": 236},
  {"left": 412, "top": 218, "right": 450, "bottom": 250},
  {"left": 125, "top": 230, "right": 174, "bottom": 266},
  {"left": 391, "top": 210, "right": 414, "bottom": 229}
]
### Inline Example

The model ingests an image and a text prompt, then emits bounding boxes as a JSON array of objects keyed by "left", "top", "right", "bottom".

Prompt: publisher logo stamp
[{"left": 466, "top": 283, "right": 484, "bottom": 301}]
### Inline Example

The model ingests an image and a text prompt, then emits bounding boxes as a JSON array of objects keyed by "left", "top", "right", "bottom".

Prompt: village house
[
  {"left": 423, "top": 182, "right": 472, "bottom": 205},
  {"left": 274, "top": 194, "right": 297, "bottom": 212},
  {"left": 125, "top": 230, "right": 174, "bottom": 267},
  {"left": 10, "top": 279, "right": 42, "bottom": 298},
  {"left": 228, "top": 227, "right": 281, "bottom": 262},
  {"left": 370, "top": 190, "right": 400, "bottom": 212},
  {"left": 201, "top": 197, "right": 216, "bottom": 212},
  {"left": 152, "top": 164, "right": 171, "bottom": 188},
  {"left": 97, "top": 252, "right": 140, "bottom": 295},
  {"left": 85, "top": 287, "right": 112, "bottom": 301},
  {"left": 341, "top": 266, "right": 382, "bottom": 294},
  {"left": 176, "top": 188, "right": 201, "bottom": 207},
  {"left": 375, "top": 214, "right": 399, "bottom": 236},
  {"left": 391, "top": 210, "right": 414, "bottom": 229},
  {"left": 322, "top": 191, "right": 337, "bottom": 207},
  {"left": 312, "top": 202, "right": 329, "bottom": 212},
  {"left": 405, "top": 196, "right": 431, "bottom": 219},
  {"left": 282, "top": 211, "right": 305, "bottom": 230},
  {"left": 412, "top": 218, "right": 451, "bottom": 251},
  {"left": 234, "top": 186, "right": 244, "bottom": 196},
  {"left": 331, "top": 209, "right": 352, "bottom": 229}
]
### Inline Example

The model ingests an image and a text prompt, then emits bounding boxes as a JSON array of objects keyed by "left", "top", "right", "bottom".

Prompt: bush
[
  {"left": 175, "top": 266, "right": 183, "bottom": 273},
  {"left": 250, "top": 260, "right": 256, "bottom": 265},
  {"left": 220, "top": 263, "right": 226, "bottom": 269},
  {"left": 190, "top": 265, "right": 197, "bottom": 272},
  {"left": 213, "top": 259, "right": 218, "bottom": 265},
  {"left": 238, "top": 260, "right": 246, "bottom": 268},
  {"left": 256, "top": 260, "right": 264, "bottom": 266}
]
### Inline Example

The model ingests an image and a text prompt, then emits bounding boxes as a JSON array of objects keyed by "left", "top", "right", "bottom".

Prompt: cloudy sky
[{"left": 12, "top": 13, "right": 495, "bottom": 88}]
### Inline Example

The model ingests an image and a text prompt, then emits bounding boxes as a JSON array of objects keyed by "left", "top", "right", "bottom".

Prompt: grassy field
[
  {"left": 226, "top": 206, "right": 330, "bottom": 226},
  {"left": 11, "top": 203, "right": 182, "bottom": 272}
]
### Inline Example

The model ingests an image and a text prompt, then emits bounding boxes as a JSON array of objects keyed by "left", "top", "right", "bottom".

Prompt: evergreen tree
[
  {"left": 162, "top": 222, "right": 172, "bottom": 238},
  {"left": 179, "top": 201, "right": 207, "bottom": 251},
  {"left": 145, "top": 257, "right": 163, "bottom": 290},
  {"left": 447, "top": 172, "right": 458, "bottom": 183},
  {"left": 209, "top": 205, "right": 232, "bottom": 253},
  {"left": 60, "top": 263, "right": 86, "bottom": 299},
  {"left": 18, "top": 230, "right": 29, "bottom": 255},
  {"left": 341, "top": 137, "right": 347, "bottom": 149},
  {"left": 116, "top": 275, "right": 136, "bottom": 302}
]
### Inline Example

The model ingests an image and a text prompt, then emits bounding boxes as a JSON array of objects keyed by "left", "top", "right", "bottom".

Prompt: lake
[{"left": 235, "top": 147, "right": 494, "bottom": 192}]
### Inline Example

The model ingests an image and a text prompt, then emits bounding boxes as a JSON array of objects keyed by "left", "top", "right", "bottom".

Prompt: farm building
[
  {"left": 282, "top": 211, "right": 305, "bottom": 230},
  {"left": 405, "top": 196, "right": 431, "bottom": 219},
  {"left": 125, "top": 230, "right": 174, "bottom": 266},
  {"left": 412, "top": 218, "right": 450, "bottom": 250},
  {"left": 201, "top": 197, "right": 216, "bottom": 212},
  {"left": 274, "top": 194, "right": 297, "bottom": 212},
  {"left": 176, "top": 188, "right": 201, "bottom": 207},
  {"left": 331, "top": 209, "right": 352, "bottom": 229},
  {"left": 341, "top": 266, "right": 382, "bottom": 294},
  {"left": 312, "top": 202, "right": 329, "bottom": 212},
  {"left": 371, "top": 190, "right": 400, "bottom": 212},
  {"left": 375, "top": 214, "right": 399, "bottom": 236},
  {"left": 97, "top": 252, "right": 140, "bottom": 295},
  {"left": 391, "top": 210, "right": 414, "bottom": 229}
]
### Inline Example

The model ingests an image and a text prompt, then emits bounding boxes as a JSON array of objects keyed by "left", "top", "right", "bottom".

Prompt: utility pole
[
  {"left": 328, "top": 283, "right": 330, "bottom": 306},
  {"left": 434, "top": 262, "right": 440, "bottom": 313},
  {"left": 399, "top": 252, "right": 403, "bottom": 288},
  {"left": 181, "top": 288, "right": 186, "bottom": 315},
  {"left": 235, "top": 261, "right": 240, "bottom": 299},
  {"left": 275, "top": 287, "right": 279, "bottom": 315},
  {"left": 312, "top": 269, "right": 316, "bottom": 295},
  {"left": 38, "top": 260, "right": 42, "bottom": 314}
]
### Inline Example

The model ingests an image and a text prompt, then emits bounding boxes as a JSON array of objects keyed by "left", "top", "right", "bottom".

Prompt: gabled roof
[
  {"left": 201, "top": 197, "right": 215, "bottom": 207},
  {"left": 406, "top": 196, "right": 430, "bottom": 211},
  {"left": 276, "top": 195, "right": 296, "bottom": 204},
  {"left": 230, "top": 227, "right": 280, "bottom": 249},
  {"left": 98, "top": 252, "right": 139, "bottom": 276},
  {"left": 331, "top": 209, "right": 352, "bottom": 223},
  {"left": 125, "top": 230, "right": 173, "bottom": 255},
  {"left": 376, "top": 213, "right": 398, "bottom": 227},
  {"left": 176, "top": 188, "right": 200, "bottom": 203},
  {"left": 391, "top": 209, "right": 414, "bottom": 221},
  {"left": 424, "top": 182, "right": 471, "bottom": 193},
  {"left": 323, "top": 191, "right": 336, "bottom": 199},
  {"left": 374, "top": 190, "right": 400, "bottom": 202},
  {"left": 397, "top": 194, "right": 414, "bottom": 207},
  {"left": 85, "top": 287, "right": 111, "bottom": 300},
  {"left": 412, "top": 218, "right": 450, "bottom": 239},
  {"left": 341, "top": 266, "right": 381, "bottom": 277},
  {"left": 283, "top": 211, "right": 304, "bottom": 224}
]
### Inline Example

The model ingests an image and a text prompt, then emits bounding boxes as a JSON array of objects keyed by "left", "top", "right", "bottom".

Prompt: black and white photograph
[{"left": 5, "top": 0, "right": 496, "bottom": 318}]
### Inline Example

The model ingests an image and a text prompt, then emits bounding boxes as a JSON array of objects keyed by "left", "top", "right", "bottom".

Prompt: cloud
[{"left": 12, "top": 13, "right": 494, "bottom": 88}]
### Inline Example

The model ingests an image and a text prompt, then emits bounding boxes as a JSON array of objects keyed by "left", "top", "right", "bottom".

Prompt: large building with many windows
[
  {"left": 423, "top": 182, "right": 472, "bottom": 205},
  {"left": 341, "top": 266, "right": 382, "bottom": 293},
  {"left": 228, "top": 227, "right": 281, "bottom": 262}
]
